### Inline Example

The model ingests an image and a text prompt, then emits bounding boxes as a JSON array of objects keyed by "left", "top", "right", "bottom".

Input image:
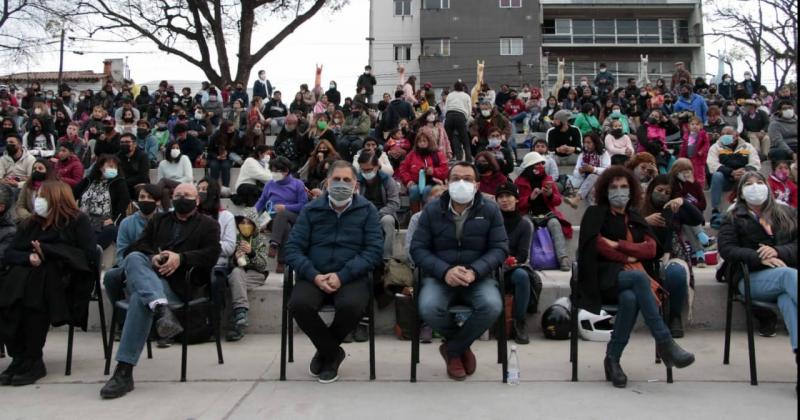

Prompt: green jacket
[{"left": 573, "top": 112, "right": 601, "bottom": 137}]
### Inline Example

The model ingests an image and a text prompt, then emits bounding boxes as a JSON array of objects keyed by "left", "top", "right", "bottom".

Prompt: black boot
[
  {"left": 154, "top": 304, "right": 184, "bottom": 339},
  {"left": 669, "top": 314, "right": 684, "bottom": 338},
  {"left": 100, "top": 362, "right": 135, "bottom": 399},
  {"left": 656, "top": 339, "right": 695, "bottom": 368},
  {"left": 10, "top": 358, "right": 46, "bottom": 386},
  {"left": 604, "top": 356, "right": 627, "bottom": 388},
  {"left": 513, "top": 319, "right": 530, "bottom": 345},
  {"left": 0, "top": 358, "right": 24, "bottom": 386}
]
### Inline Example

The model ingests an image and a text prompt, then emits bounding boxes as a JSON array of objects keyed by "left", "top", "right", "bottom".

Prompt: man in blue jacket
[
  {"left": 411, "top": 162, "right": 509, "bottom": 381},
  {"left": 673, "top": 84, "right": 709, "bottom": 124},
  {"left": 284, "top": 160, "right": 383, "bottom": 384}
]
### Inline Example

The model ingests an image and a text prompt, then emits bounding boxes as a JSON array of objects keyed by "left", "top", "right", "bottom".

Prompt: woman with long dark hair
[
  {"left": 577, "top": 166, "right": 695, "bottom": 389},
  {"left": 0, "top": 181, "right": 96, "bottom": 386},
  {"left": 14, "top": 158, "right": 57, "bottom": 221}
]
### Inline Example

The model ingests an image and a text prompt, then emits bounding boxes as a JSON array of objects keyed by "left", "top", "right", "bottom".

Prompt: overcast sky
[{"left": 7, "top": 0, "right": 789, "bottom": 93}]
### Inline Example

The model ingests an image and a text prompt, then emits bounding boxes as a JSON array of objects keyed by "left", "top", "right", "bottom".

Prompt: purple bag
[{"left": 530, "top": 227, "right": 559, "bottom": 270}]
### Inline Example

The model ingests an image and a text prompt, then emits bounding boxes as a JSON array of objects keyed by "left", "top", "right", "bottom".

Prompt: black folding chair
[
  {"left": 279, "top": 267, "right": 376, "bottom": 381},
  {"left": 723, "top": 261, "right": 781, "bottom": 386},
  {"left": 104, "top": 267, "right": 224, "bottom": 382},
  {"left": 410, "top": 267, "right": 508, "bottom": 383},
  {"left": 65, "top": 245, "right": 108, "bottom": 376},
  {"left": 569, "top": 261, "right": 673, "bottom": 383},
  {"left": 0, "top": 342, "right": 5, "bottom": 358}
]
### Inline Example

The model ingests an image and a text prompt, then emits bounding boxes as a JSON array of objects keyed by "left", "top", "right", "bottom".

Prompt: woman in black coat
[
  {"left": 576, "top": 166, "right": 694, "bottom": 389},
  {"left": 73, "top": 154, "right": 131, "bottom": 249},
  {"left": 718, "top": 171, "right": 797, "bottom": 362},
  {"left": 0, "top": 181, "right": 97, "bottom": 386}
]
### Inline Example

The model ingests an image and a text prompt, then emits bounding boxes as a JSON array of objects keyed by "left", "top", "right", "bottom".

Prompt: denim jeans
[
  {"left": 408, "top": 184, "right": 433, "bottom": 204},
  {"left": 543, "top": 217, "right": 569, "bottom": 260},
  {"left": 418, "top": 276, "right": 502, "bottom": 357},
  {"left": 664, "top": 262, "right": 688, "bottom": 319},
  {"left": 606, "top": 270, "right": 673, "bottom": 361},
  {"left": 115, "top": 252, "right": 183, "bottom": 366},
  {"left": 209, "top": 158, "right": 233, "bottom": 187},
  {"left": 509, "top": 112, "right": 528, "bottom": 133},
  {"left": 710, "top": 171, "right": 733, "bottom": 210},
  {"left": 380, "top": 214, "right": 396, "bottom": 259},
  {"left": 740, "top": 267, "right": 797, "bottom": 350},
  {"left": 269, "top": 117, "right": 286, "bottom": 135},
  {"left": 508, "top": 268, "right": 531, "bottom": 321}
]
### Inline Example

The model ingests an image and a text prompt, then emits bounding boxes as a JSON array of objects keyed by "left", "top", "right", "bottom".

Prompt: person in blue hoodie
[{"left": 673, "top": 84, "right": 709, "bottom": 124}]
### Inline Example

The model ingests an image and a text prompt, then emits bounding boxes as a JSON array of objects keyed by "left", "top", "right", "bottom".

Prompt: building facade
[{"left": 369, "top": 0, "right": 705, "bottom": 95}]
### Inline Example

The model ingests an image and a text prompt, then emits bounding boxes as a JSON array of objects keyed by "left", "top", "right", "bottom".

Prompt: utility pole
[{"left": 57, "top": 28, "right": 65, "bottom": 92}]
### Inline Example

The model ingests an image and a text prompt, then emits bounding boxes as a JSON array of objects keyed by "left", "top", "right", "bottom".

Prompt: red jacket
[
  {"left": 768, "top": 175, "right": 797, "bottom": 208},
  {"left": 503, "top": 98, "right": 526, "bottom": 117},
  {"left": 671, "top": 180, "right": 706, "bottom": 211},
  {"left": 478, "top": 171, "right": 508, "bottom": 196},
  {"left": 395, "top": 150, "right": 448, "bottom": 186},
  {"left": 55, "top": 154, "right": 85, "bottom": 187},
  {"left": 678, "top": 129, "right": 710, "bottom": 185},
  {"left": 514, "top": 174, "right": 573, "bottom": 238}
]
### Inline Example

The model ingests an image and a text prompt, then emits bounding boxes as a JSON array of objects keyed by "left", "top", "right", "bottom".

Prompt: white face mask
[
  {"left": 480, "top": 109, "right": 491, "bottom": 117},
  {"left": 260, "top": 155, "right": 271, "bottom": 165},
  {"left": 194, "top": 111, "right": 204, "bottom": 120},
  {"left": 362, "top": 170, "right": 377, "bottom": 181},
  {"left": 34, "top": 197, "right": 49, "bottom": 217},
  {"left": 782, "top": 109, "right": 794, "bottom": 119},
  {"left": 742, "top": 183, "right": 769, "bottom": 206},
  {"left": 426, "top": 114, "right": 436, "bottom": 122},
  {"left": 170, "top": 149, "right": 181, "bottom": 159},
  {"left": 448, "top": 180, "right": 476, "bottom": 204},
  {"left": 272, "top": 172, "right": 285, "bottom": 182}
]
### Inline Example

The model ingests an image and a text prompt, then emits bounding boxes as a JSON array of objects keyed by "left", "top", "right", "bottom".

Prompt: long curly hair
[{"left": 593, "top": 165, "right": 644, "bottom": 210}]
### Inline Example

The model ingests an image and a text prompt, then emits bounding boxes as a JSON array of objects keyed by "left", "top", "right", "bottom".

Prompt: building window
[
  {"left": 500, "top": 37, "right": 523, "bottom": 56},
  {"left": 542, "top": 18, "right": 692, "bottom": 45},
  {"left": 638, "top": 19, "right": 660, "bottom": 44},
  {"left": 423, "top": 38, "right": 450, "bottom": 57},
  {"left": 660, "top": 19, "right": 675, "bottom": 44},
  {"left": 423, "top": 0, "right": 449, "bottom": 9},
  {"left": 394, "top": 0, "right": 412, "bottom": 16},
  {"left": 499, "top": 0, "right": 522, "bottom": 8},
  {"left": 394, "top": 44, "right": 412, "bottom": 61}
]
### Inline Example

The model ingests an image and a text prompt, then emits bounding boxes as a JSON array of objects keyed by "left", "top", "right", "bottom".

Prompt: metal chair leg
[
  {"left": 570, "top": 298, "right": 579, "bottom": 382},
  {"left": 146, "top": 337, "right": 153, "bottom": 359},
  {"left": 104, "top": 308, "right": 118, "bottom": 375},
  {"left": 723, "top": 265, "right": 735, "bottom": 365},
  {"left": 742, "top": 268, "right": 758, "bottom": 386},
  {"left": 0, "top": 342, "right": 5, "bottom": 358},
  {"left": 279, "top": 272, "right": 289, "bottom": 381},
  {"left": 96, "top": 278, "right": 109, "bottom": 364},
  {"left": 410, "top": 274, "right": 420, "bottom": 383},
  {"left": 287, "top": 271, "right": 295, "bottom": 364},
  {"left": 180, "top": 306, "right": 189, "bottom": 382},
  {"left": 212, "top": 301, "right": 224, "bottom": 365},
  {"left": 65, "top": 325, "right": 74, "bottom": 376},
  {"left": 368, "top": 284, "right": 376, "bottom": 381}
]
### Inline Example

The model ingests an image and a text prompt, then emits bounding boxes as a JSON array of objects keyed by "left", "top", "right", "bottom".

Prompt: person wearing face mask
[
  {"left": 639, "top": 175, "right": 697, "bottom": 338},
  {"left": 667, "top": 159, "right": 711, "bottom": 264},
  {"left": 23, "top": 116, "right": 56, "bottom": 158},
  {"left": 604, "top": 119, "right": 634, "bottom": 161},
  {"left": 706, "top": 126, "right": 761, "bottom": 229},
  {"left": 356, "top": 65, "right": 377, "bottom": 103},
  {"left": 53, "top": 142, "right": 84, "bottom": 188},
  {"left": 263, "top": 90, "right": 288, "bottom": 134},
  {"left": 740, "top": 99, "right": 771, "bottom": 160},
  {"left": 337, "top": 102, "right": 371, "bottom": 161},
  {"left": 515, "top": 152, "right": 572, "bottom": 271},
  {"left": 150, "top": 117, "right": 171, "bottom": 151},
  {"left": 73, "top": 154, "right": 131, "bottom": 249},
  {"left": 324, "top": 80, "right": 341, "bottom": 107},
  {"left": 717, "top": 74, "right": 735, "bottom": 100},
  {"left": 503, "top": 90, "right": 528, "bottom": 135},
  {"left": 720, "top": 100, "right": 743, "bottom": 133},
  {"left": 100, "top": 183, "right": 221, "bottom": 399},
  {"left": 357, "top": 151, "right": 400, "bottom": 260},
  {"left": 157, "top": 139, "right": 194, "bottom": 193},
  {"left": 768, "top": 160, "right": 797, "bottom": 208},
  {"left": 741, "top": 71, "right": 759, "bottom": 97},
  {"left": 352, "top": 137, "right": 393, "bottom": 176},
  {"left": 470, "top": 101, "right": 512, "bottom": 153},
  {"left": 673, "top": 84, "right": 708, "bottom": 124},
  {"left": 474, "top": 151, "right": 508, "bottom": 198},
  {"left": 229, "top": 81, "right": 249, "bottom": 108},
  {"left": 410, "top": 162, "right": 508, "bottom": 381},
  {"left": 718, "top": 171, "right": 797, "bottom": 387},
  {"left": 284, "top": 160, "right": 383, "bottom": 384},
  {"left": 253, "top": 70, "right": 274, "bottom": 101},
  {"left": 274, "top": 113, "right": 307, "bottom": 172},
  {"left": 93, "top": 118, "right": 121, "bottom": 158},
  {"left": 133, "top": 119, "right": 159, "bottom": 166},
  {"left": 444, "top": 82, "right": 474, "bottom": 162},
  {"left": 202, "top": 88, "right": 224, "bottom": 125},
  {"left": 768, "top": 100, "right": 798, "bottom": 162},
  {"left": 578, "top": 166, "right": 696, "bottom": 389},
  {"left": 225, "top": 208, "right": 269, "bottom": 342},
  {"left": 301, "top": 140, "right": 340, "bottom": 192},
  {"left": 476, "top": 127, "right": 514, "bottom": 175},
  {"left": 594, "top": 63, "right": 616, "bottom": 97},
  {"left": 254, "top": 156, "right": 308, "bottom": 274},
  {"left": 670, "top": 62, "right": 692, "bottom": 90},
  {"left": 396, "top": 131, "right": 449, "bottom": 214},
  {"left": 0, "top": 135, "right": 36, "bottom": 189},
  {"left": 0, "top": 181, "right": 96, "bottom": 387},
  {"left": 574, "top": 103, "right": 601, "bottom": 138},
  {"left": 232, "top": 145, "right": 273, "bottom": 207},
  {"left": 704, "top": 84, "right": 724, "bottom": 108},
  {"left": 117, "top": 133, "right": 151, "bottom": 197},
  {"left": 14, "top": 158, "right": 56, "bottom": 221}
]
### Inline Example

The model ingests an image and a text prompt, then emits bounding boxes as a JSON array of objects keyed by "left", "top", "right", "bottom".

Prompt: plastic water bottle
[
  {"left": 507, "top": 345, "right": 520, "bottom": 386},
  {"left": 418, "top": 168, "right": 426, "bottom": 192}
]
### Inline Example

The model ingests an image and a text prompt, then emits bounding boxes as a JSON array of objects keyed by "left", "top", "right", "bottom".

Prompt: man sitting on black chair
[
  {"left": 411, "top": 161, "right": 508, "bottom": 381},
  {"left": 100, "top": 183, "right": 221, "bottom": 399},
  {"left": 284, "top": 160, "right": 383, "bottom": 383}
]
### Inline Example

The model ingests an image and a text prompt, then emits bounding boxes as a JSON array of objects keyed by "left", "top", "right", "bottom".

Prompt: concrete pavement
[{"left": 0, "top": 330, "right": 796, "bottom": 419}]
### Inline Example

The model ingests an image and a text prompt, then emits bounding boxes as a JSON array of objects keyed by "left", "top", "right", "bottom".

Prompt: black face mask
[
  {"left": 198, "top": 192, "right": 208, "bottom": 203},
  {"left": 5, "top": 144, "right": 17, "bottom": 155},
  {"left": 138, "top": 200, "right": 157, "bottom": 215},
  {"left": 611, "top": 128, "right": 623, "bottom": 138},
  {"left": 172, "top": 198, "right": 197, "bottom": 215},
  {"left": 31, "top": 171, "right": 46, "bottom": 182},
  {"left": 136, "top": 128, "right": 149, "bottom": 138},
  {"left": 476, "top": 163, "right": 491, "bottom": 174},
  {"left": 157, "top": 125, "right": 168, "bottom": 131},
  {"left": 104, "top": 126, "right": 114, "bottom": 133}
]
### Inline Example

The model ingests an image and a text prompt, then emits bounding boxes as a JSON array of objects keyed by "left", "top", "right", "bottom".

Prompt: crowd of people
[{"left": 0, "top": 60, "right": 796, "bottom": 397}]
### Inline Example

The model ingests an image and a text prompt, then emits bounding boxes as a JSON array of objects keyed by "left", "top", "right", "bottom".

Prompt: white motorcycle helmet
[{"left": 578, "top": 309, "right": 614, "bottom": 342}]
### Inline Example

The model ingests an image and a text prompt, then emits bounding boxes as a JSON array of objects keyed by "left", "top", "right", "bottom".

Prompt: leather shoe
[
  {"left": 513, "top": 319, "right": 530, "bottom": 345},
  {"left": 100, "top": 363, "right": 135, "bottom": 399},
  {"left": 154, "top": 304, "right": 184, "bottom": 339},
  {"left": 440, "top": 344, "right": 466, "bottom": 381},
  {"left": 604, "top": 356, "right": 627, "bottom": 388},
  {"left": 10, "top": 358, "right": 46, "bottom": 386},
  {"left": 0, "top": 358, "right": 24, "bottom": 386},
  {"left": 656, "top": 339, "right": 695, "bottom": 368},
  {"left": 461, "top": 347, "right": 476, "bottom": 376}
]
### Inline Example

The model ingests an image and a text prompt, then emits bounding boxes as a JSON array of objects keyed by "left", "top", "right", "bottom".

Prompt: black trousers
[
  {"left": 289, "top": 279, "right": 369, "bottom": 358},
  {"left": 444, "top": 111, "right": 471, "bottom": 162},
  {"left": 4, "top": 306, "right": 50, "bottom": 360}
]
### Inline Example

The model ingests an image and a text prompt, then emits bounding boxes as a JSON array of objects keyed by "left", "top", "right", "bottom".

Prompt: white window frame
[
  {"left": 423, "top": 38, "right": 450, "bottom": 57},
  {"left": 423, "top": 0, "right": 449, "bottom": 9},
  {"left": 394, "top": 44, "right": 412, "bottom": 61},
  {"left": 499, "top": 37, "right": 523, "bottom": 56},
  {"left": 394, "top": 0, "right": 412, "bottom": 16},
  {"left": 499, "top": 0, "right": 522, "bottom": 8}
]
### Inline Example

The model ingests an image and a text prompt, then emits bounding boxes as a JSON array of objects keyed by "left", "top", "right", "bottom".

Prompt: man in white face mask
[
  {"left": 410, "top": 162, "right": 509, "bottom": 381},
  {"left": 284, "top": 160, "right": 383, "bottom": 384},
  {"left": 768, "top": 100, "right": 798, "bottom": 163}
]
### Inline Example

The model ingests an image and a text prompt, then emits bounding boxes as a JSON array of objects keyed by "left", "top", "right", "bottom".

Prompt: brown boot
[
  {"left": 439, "top": 344, "right": 466, "bottom": 380},
  {"left": 461, "top": 347, "right": 476, "bottom": 375}
]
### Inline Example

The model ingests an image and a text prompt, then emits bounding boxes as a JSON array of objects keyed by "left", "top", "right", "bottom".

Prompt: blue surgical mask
[
  {"left": 103, "top": 168, "right": 118, "bottom": 179},
  {"left": 720, "top": 134, "right": 735, "bottom": 146}
]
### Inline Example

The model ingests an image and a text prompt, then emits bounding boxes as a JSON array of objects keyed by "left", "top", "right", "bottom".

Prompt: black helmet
[{"left": 541, "top": 297, "right": 571, "bottom": 340}]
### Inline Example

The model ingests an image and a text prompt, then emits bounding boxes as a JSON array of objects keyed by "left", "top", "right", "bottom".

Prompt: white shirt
[{"left": 445, "top": 91, "right": 472, "bottom": 119}]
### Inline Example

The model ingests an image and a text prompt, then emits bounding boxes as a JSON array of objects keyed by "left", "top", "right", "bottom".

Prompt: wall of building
[
  {"left": 369, "top": 0, "right": 421, "bottom": 100},
  {"left": 419, "top": 0, "right": 542, "bottom": 90}
]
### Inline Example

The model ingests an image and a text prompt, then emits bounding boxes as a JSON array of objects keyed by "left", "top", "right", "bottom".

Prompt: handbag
[
  {"left": 383, "top": 258, "right": 413, "bottom": 292},
  {"left": 530, "top": 227, "right": 559, "bottom": 270},
  {"left": 529, "top": 211, "right": 555, "bottom": 228}
]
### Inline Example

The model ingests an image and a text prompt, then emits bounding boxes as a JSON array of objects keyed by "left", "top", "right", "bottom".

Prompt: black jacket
[
  {"left": 73, "top": 176, "right": 131, "bottom": 224},
  {"left": 577, "top": 205, "right": 662, "bottom": 314},
  {"left": 718, "top": 205, "right": 797, "bottom": 273},
  {"left": 381, "top": 99, "right": 415, "bottom": 133},
  {"left": 118, "top": 149, "right": 151, "bottom": 196},
  {"left": 127, "top": 211, "right": 221, "bottom": 300}
]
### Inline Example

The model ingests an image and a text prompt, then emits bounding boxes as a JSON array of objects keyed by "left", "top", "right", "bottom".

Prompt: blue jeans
[
  {"left": 115, "top": 252, "right": 183, "bottom": 365},
  {"left": 664, "top": 262, "right": 688, "bottom": 319},
  {"left": 740, "top": 267, "right": 797, "bottom": 350},
  {"left": 710, "top": 171, "right": 733, "bottom": 210},
  {"left": 508, "top": 268, "right": 530, "bottom": 321},
  {"left": 509, "top": 112, "right": 528, "bottom": 133},
  {"left": 408, "top": 184, "right": 432, "bottom": 204},
  {"left": 606, "top": 270, "right": 673, "bottom": 360},
  {"left": 419, "top": 276, "right": 502, "bottom": 357},
  {"left": 209, "top": 158, "right": 233, "bottom": 187}
]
